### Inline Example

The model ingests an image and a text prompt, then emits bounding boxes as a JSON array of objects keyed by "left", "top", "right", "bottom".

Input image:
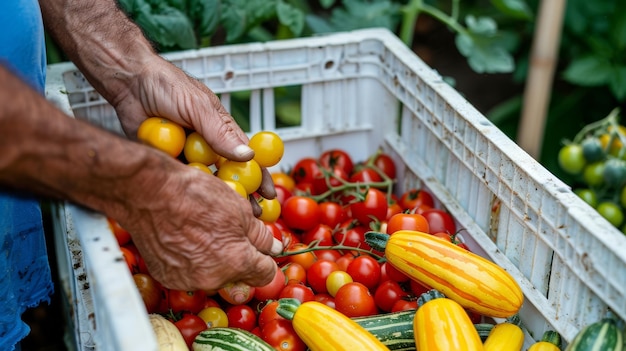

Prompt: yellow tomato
[
  {"left": 188, "top": 162, "right": 214, "bottom": 175},
  {"left": 197, "top": 306, "right": 229, "bottom": 328},
  {"left": 326, "top": 270, "right": 353, "bottom": 297},
  {"left": 257, "top": 197, "right": 281, "bottom": 222},
  {"left": 222, "top": 180, "right": 248, "bottom": 198},
  {"left": 183, "top": 132, "right": 219, "bottom": 165},
  {"left": 248, "top": 131, "right": 284, "bottom": 167},
  {"left": 137, "top": 117, "right": 186, "bottom": 158},
  {"left": 271, "top": 172, "right": 296, "bottom": 192},
  {"left": 216, "top": 159, "right": 262, "bottom": 194}
]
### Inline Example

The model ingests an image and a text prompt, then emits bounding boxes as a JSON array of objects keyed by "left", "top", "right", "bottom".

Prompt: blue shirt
[{"left": 0, "top": 1, "right": 54, "bottom": 350}]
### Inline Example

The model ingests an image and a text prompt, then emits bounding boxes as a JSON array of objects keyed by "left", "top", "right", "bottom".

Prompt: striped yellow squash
[
  {"left": 277, "top": 298, "right": 391, "bottom": 351},
  {"left": 483, "top": 322, "right": 524, "bottom": 351},
  {"left": 414, "top": 297, "right": 483, "bottom": 351},
  {"left": 383, "top": 230, "right": 523, "bottom": 318}
]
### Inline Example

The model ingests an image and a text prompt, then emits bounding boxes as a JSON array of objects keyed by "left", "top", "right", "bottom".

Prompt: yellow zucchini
[
  {"left": 369, "top": 230, "right": 523, "bottom": 318},
  {"left": 414, "top": 297, "right": 483, "bottom": 351},
  {"left": 276, "top": 298, "right": 391, "bottom": 351},
  {"left": 483, "top": 322, "right": 524, "bottom": 351}
]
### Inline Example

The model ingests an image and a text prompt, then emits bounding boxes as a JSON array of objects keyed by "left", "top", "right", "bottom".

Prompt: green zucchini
[
  {"left": 352, "top": 310, "right": 416, "bottom": 351},
  {"left": 192, "top": 327, "right": 274, "bottom": 351},
  {"left": 565, "top": 318, "right": 623, "bottom": 351}
]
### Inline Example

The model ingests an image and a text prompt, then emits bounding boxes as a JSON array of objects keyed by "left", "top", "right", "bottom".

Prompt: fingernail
[
  {"left": 270, "top": 237, "right": 283, "bottom": 256},
  {"left": 234, "top": 144, "right": 254, "bottom": 158}
]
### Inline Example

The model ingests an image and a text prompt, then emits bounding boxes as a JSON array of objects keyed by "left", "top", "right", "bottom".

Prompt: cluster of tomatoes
[
  {"left": 115, "top": 120, "right": 470, "bottom": 350},
  {"left": 557, "top": 108, "right": 626, "bottom": 233}
]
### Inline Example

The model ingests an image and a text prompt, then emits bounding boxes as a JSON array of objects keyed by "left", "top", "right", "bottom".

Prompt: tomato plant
[
  {"left": 325, "top": 270, "right": 353, "bottom": 297},
  {"left": 137, "top": 117, "right": 186, "bottom": 158},
  {"left": 319, "top": 148, "right": 354, "bottom": 175},
  {"left": 285, "top": 243, "right": 317, "bottom": 270},
  {"left": 174, "top": 313, "right": 207, "bottom": 349},
  {"left": 318, "top": 201, "right": 347, "bottom": 229},
  {"left": 272, "top": 172, "right": 296, "bottom": 192},
  {"left": 274, "top": 184, "right": 293, "bottom": 206},
  {"left": 282, "top": 263, "right": 306, "bottom": 284},
  {"left": 333, "top": 220, "right": 368, "bottom": 249},
  {"left": 374, "top": 279, "right": 409, "bottom": 312},
  {"left": 369, "top": 152, "right": 397, "bottom": 179},
  {"left": 216, "top": 159, "right": 263, "bottom": 195},
  {"left": 349, "top": 166, "right": 383, "bottom": 184},
  {"left": 183, "top": 131, "right": 219, "bottom": 165},
  {"left": 249, "top": 131, "right": 284, "bottom": 167},
  {"left": 300, "top": 223, "right": 334, "bottom": 246},
  {"left": 334, "top": 282, "right": 378, "bottom": 317},
  {"left": 168, "top": 289, "right": 206, "bottom": 314},
  {"left": 399, "top": 188, "right": 435, "bottom": 210},
  {"left": 421, "top": 208, "right": 457, "bottom": 234},
  {"left": 290, "top": 157, "right": 322, "bottom": 185},
  {"left": 281, "top": 196, "right": 320, "bottom": 231},
  {"left": 391, "top": 299, "right": 418, "bottom": 312},
  {"left": 558, "top": 143, "right": 587, "bottom": 175},
  {"left": 278, "top": 282, "right": 315, "bottom": 303},
  {"left": 348, "top": 187, "right": 388, "bottom": 225},
  {"left": 258, "top": 300, "right": 286, "bottom": 328}
]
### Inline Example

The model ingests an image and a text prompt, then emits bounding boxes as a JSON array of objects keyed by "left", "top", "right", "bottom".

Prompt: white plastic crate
[{"left": 46, "top": 28, "right": 626, "bottom": 350}]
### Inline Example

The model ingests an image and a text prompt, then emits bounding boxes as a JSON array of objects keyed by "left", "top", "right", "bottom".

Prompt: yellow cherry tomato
[
  {"left": 248, "top": 131, "right": 284, "bottom": 167},
  {"left": 188, "top": 162, "right": 214, "bottom": 175},
  {"left": 183, "top": 131, "right": 219, "bottom": 165},
  {"left": 271, "top": 172, "right": 296, "bottom": 192},
  {"left": 326, "top": 270, "right": 353, "bottom": 297},
  {"left": 222, "top": 180, "right": 248, "bottom": 198},
  {"left": 137, "top": 117, "right": 186, "bottom": 158},
  {"left": 216, "top": 159, "right": 262, "bottom": 194},
  {"left": 197, "top": 306, "right": 229, "bottom": 328},
  {"left": 257, "top": 197, "right": 281, "bottom": 222}
]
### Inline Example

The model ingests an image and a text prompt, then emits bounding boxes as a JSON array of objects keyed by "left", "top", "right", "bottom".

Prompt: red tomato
[
  {"left": 318, "top": 201, "right": 347, "bottom": 229},
  {"left": 291, "top": 157, "right": 322, "bottom": 185},
  {"left": 281, "top": 196, "right": 321, "bottom": 231},
  {"left": 346, "top": 255, "right": 381, "bottom": 291},
  {"left": 283, "top": 262, "right": 306, "bottom": 284},
  {"left": 278, "top": 282, "right": 315, "bottom": 303},
  {"left": 386, "top": 212, "right": 430, "bottom": 234},
  {"left": 349, "top": 188, "right": 388, "bottom": 225},
  {"left": 385, "top": 201, "right": 403, "bottom": 220},
  {"left": 319, "top": 149, "right": 354, "bottom": 175},
  {"left": 370, "top": 152, "right": 397, "bottom": 179},
  {"left": 301, "top": 223, "right": 334, "bottom": 246},
  {"left": 120, "top": 246, "right": 139, "bottom": 274},
  {"left": 218, "top": 282, "right": 255, "bottom": 305},
  {"left": 391, "top": 299, "right": 418, "bottom": 312},
  {"left": 382, "top": 261, "right": 410, "bottom": 283},
  {"left": 261, "top": 319, "right": 307, "bottom": 351},
  {"left": 226, "top": 304, "right": 258, "bottom": 331},
  {"left": 336, "top": 253, "right": 356, "bottom": 271},
  {"left": 399, "top": 189, "right": 435, "bottom": 210},
  {"left": 314, "top": 293, "right": 336, "bottom": 309},
  {"left": 123, "top": 243, "right": 149, "bottom": 274},
  {"left": 312, "top": 166, "right": 349, "bottom": 194},
  {"left": 334, "top": 282, "right": 378, "bottom": 317},
  {"left": 254, "top": 267, "right": 287, "bottom": 302},
  {"left": 422, "top": 208, "right": 457, "bottom": 234},
  {"left": 274, "top": 184, "right": 293, "bottom": 206},
  {"left": 432, "top": 231, "right": 453, "bottom": 242},
  {"left": 107, "top": 217, "right": 131, "bottom": 246},
  {"left": 174, "top": 314, "right": 207, "bottom": 349},
  {"left": 168, "top": 289, "right": 206, "bottom": 314},
  {"left": 333, "top": 220, "right": 369, "bottom": 249},
  {"left": 349, "top": 166, "right": 383, "bottom": 184},
  {"left": 409, "top": 279, "right": 431, "bottom": 297},
  {"left": 306, "top": 260, "right": 340, "bottom": 294},
  {"left": 285, "top": 243, "right": 317, "bottom": 270},
  {"left": 258, "top": 300, "right": 286, "bottom": 328},
  {"left": 133, "top": 273, "right": 162, "bottom": 314},
  {"left": 374, "top": 279, "right": 409, "bottom": 312},
  {"left": 314, "top": 249, "right": 342, "bottom": 262}
]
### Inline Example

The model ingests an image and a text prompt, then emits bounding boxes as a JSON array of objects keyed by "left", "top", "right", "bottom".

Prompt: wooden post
[{"left": 517, "top": 0, "right": 567, "bottom": 159}]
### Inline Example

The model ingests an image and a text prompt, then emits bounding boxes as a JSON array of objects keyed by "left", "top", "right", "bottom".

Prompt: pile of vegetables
[{"left": 110, "top": 117, "right": 625, "bottom": 350}]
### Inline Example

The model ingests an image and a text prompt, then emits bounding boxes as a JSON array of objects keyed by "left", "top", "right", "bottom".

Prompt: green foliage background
[{"left": 46, "top": 0, "right": 626, "bottom": 182}]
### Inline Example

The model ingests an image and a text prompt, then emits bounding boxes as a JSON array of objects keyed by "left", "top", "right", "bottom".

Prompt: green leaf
[
  {"left": 307, "top": 0, "right": 400, "bottom": 33},
  {"left": 610, "top": 2, "right": 626, "bottom": 50},
  {"left": 454, "top": 16, "right": 515, "bottom": 74},
  {"left": 277, "top": 1, "right": 305, "bottom": 37},
  {"left": 490, "top": 0, "right": 533, "bottom": 20},
  {"left": 305, "top": 14, "right": 336, "bottom": 33},
  {"left": 609, "top": 66, "right": 626, "bottom": 101},
  {"left": 221, "top": 0, "right": 278, "bottom": 42},
  {"left": 319, "top": 0, "right": 336, "bottom": 9},
  {"left": 188, "top": 0, "right": 220, "bottom": 37},
  {"left": 133, "top": 2, "right": 197, "bottom": 50},
  {"left": 562, "top": 56, "right": 613, "bottom": 87}
]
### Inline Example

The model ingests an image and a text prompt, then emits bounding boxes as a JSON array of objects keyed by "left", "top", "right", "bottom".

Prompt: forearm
[
  {"left": 0, "top": 66, "right": 169, "bottom": 217},
  {"left": 39, "top": 0, "right": 156, "bottom": 107}
]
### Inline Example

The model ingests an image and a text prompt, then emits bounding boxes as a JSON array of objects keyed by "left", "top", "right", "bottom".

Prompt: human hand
[
  {"left": 114, "top": 152, "right": 282, "bottom": 291},
  {"left": 110, "top": 56, "right": 276, "bottom": 200}
]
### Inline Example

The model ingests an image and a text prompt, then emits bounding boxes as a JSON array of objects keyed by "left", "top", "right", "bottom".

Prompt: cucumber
[
  {"left": 192, "top": 327, "right": 274, "bottom": 351},
  {"left": 352, "top": 310, "right": 416, "bottom": 351},
  {"left": 565, "top": 318, "right": 623, "bottom": 351}
]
